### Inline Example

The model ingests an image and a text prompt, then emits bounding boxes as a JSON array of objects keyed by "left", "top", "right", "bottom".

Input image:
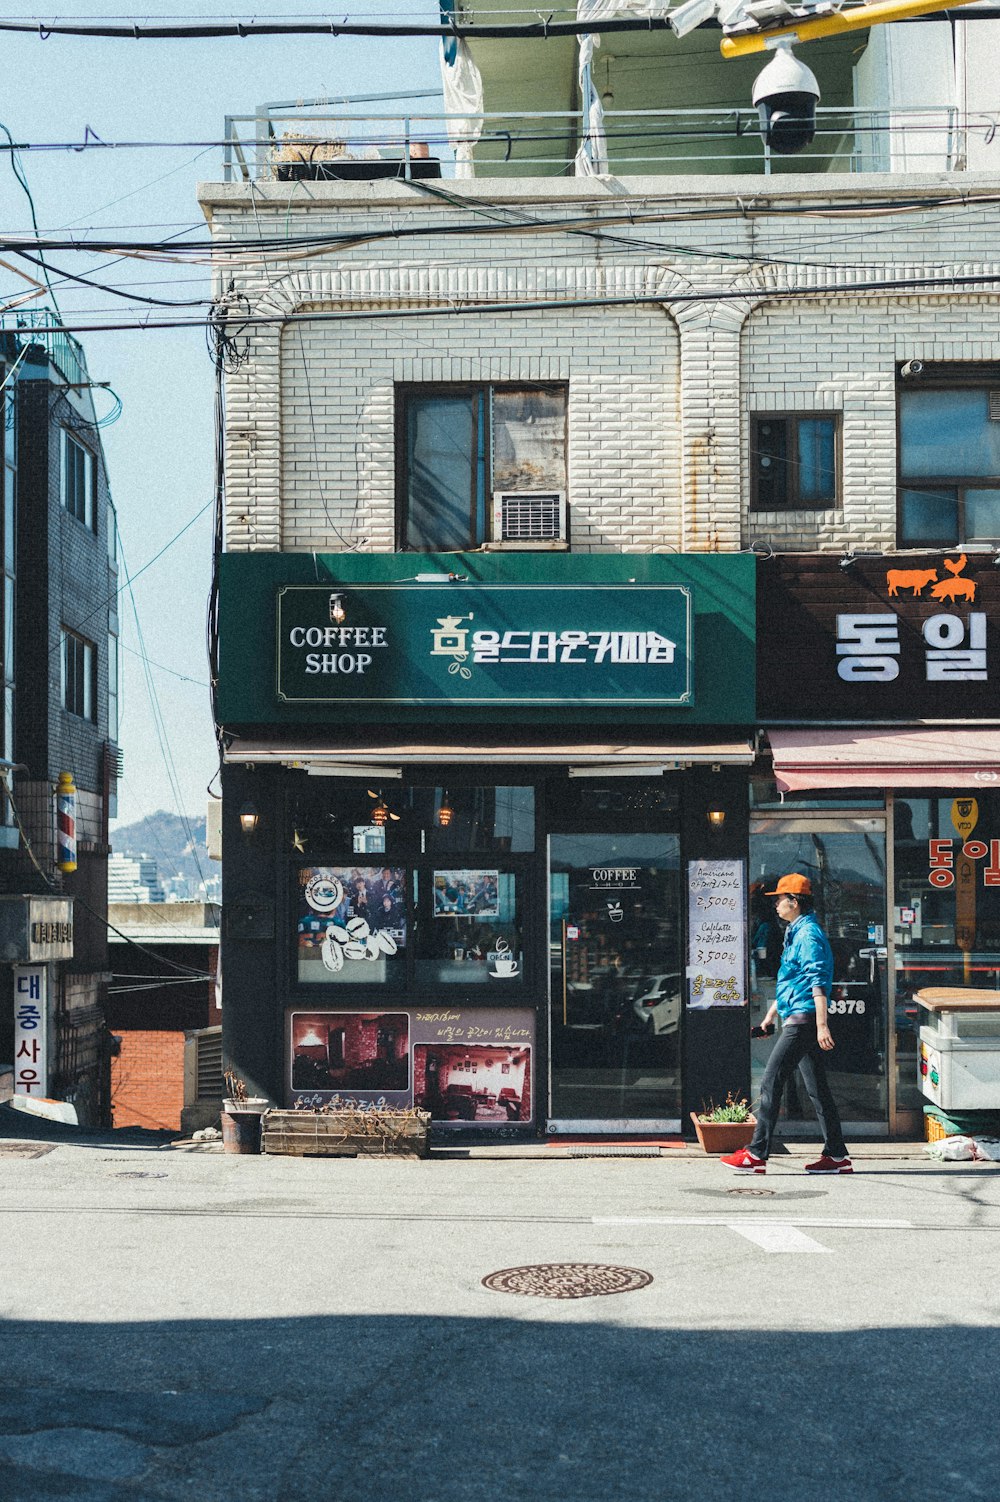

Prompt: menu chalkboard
[{"left": 687, "top": 859, "right": 747, "bottom": 1009}]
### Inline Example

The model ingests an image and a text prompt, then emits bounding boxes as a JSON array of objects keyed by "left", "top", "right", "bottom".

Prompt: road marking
[
  {"left": 594, "top": 1216, "right": 912, "bottom": 1229},
  {"left": 730, "top": 1223, "right": 832, "bottom": 1253}
]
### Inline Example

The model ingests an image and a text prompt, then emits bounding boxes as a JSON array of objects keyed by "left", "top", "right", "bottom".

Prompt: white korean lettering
[{"left": 836, "top": 614, "right": 900, "bottom": 682}]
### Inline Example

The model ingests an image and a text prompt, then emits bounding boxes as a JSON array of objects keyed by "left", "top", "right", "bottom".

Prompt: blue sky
[{"left": 1, "top": 2, "right": 442, "bottom": 828}]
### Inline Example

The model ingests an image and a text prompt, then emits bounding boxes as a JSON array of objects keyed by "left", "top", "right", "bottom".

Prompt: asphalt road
[{"left": 1, "top": 1134, "right": 998, "bottom": 1501}]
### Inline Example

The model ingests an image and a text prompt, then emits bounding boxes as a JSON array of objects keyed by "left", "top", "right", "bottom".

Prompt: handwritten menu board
[{"left": 687, "top": 859, "right": 747, "bottom": 1009}]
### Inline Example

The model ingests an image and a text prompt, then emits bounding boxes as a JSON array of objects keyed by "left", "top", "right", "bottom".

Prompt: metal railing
[
  {"left": 2, "top": 310, "right": 90, "bottom": 388},
  {"left": 222, "top": 103, "right": 974, "bottom": 183}
]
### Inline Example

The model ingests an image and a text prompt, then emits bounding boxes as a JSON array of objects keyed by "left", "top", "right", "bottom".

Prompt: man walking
[{"left": 721, "top": 873, "right": 851, "bottom": 1175}]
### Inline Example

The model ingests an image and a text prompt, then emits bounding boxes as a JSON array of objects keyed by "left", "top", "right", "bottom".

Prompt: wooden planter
[
  {"left": 690, "top": 1111, "right": 757, "bottom": 1155},
  {"left": 262, "top": 1109, "right": 431, "bottom": 1159}
]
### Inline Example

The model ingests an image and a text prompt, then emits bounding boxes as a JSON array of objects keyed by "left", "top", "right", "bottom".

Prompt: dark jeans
[{"left": 749, "top": 1019, "right": 848, "bottom": 1161}]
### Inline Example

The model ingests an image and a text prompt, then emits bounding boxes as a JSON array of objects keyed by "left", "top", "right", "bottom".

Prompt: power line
[
  {"left": 4, "top": 7, "right": 1000, "bottom": 38},
  {"left": 14, "top": 268, "right": 1000, "bottom": 339}
]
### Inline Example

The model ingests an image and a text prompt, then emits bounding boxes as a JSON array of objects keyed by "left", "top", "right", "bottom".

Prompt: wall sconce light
[
  {"left": 329, "top": 593, "right": 346, "bottom": 624},
  {"left": 437, "top": 793, "right": 454, "bottom": 827},
  {"left": 839, "top": 552, "right": 856, "bottom": 572},
  {"left": 707, "top": 808, "right": 727, "bottom": 830},
  {"left": 239, "top": 801, "right": 259, "bottom": 837}
]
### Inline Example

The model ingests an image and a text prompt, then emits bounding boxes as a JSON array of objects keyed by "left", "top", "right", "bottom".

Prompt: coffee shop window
[
  {"left": 898, "top": 377, "right": 1000, "bottom": 546},
  {"left": 287, "top": 782, "right": 535, "bottom": 857},
  {"left": 750, "top": 413, "right": 839, "bottom": 511},
  {"left": 396, "top": 385, "right": 567, "bottom": 550},
  {"left": 414, "top": 867, "right": 524, "bottom": 987}
]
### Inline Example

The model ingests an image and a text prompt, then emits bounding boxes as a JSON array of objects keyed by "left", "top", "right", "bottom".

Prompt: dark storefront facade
[
  {"left": 217, "top": 552, "right": 757, "bottom": 1136},
  {"left": 755, "top": 552, "right": 1000, "bottom": 1138}
]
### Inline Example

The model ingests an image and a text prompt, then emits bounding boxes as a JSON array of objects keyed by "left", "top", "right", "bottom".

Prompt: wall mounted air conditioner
[{"left": 489, "top": 491, "right": 567, "bottom": 550}]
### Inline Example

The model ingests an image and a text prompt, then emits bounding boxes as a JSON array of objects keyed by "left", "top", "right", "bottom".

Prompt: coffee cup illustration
[
  {"left": 607, "top": 900, "right": 624, "bottom": 924},
  {"left": 489, "top": 938, "right": 519, "bottom": 978}
]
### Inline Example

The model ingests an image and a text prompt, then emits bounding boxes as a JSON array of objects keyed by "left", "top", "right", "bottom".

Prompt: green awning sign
[{"left": 277, "top": 584, "right": 693, "bottom": 707}]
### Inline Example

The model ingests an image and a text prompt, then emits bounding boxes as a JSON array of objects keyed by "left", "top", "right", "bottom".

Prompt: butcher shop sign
[{"left": 758, "top": 553, "right": 1000, "bottom": 720}]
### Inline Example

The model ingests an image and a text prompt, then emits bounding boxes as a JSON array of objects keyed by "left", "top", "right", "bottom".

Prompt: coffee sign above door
[{"left": 758, "top": 553, "right": 1000, "bottom": 720}]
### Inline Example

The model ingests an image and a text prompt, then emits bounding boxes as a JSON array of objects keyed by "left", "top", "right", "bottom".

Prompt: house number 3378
[{"left": 828, "top": 997, "right": 866, "bottom": 1015}]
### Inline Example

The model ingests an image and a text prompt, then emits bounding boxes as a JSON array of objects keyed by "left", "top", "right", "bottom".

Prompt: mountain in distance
[{"left": 110, "top": 810, "right": 213, "bottom": 889}]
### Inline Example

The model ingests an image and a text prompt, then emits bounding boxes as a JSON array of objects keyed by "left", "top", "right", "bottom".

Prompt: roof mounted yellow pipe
[{"left": 721, "top": 0, "right": 985, "bottom": 57}]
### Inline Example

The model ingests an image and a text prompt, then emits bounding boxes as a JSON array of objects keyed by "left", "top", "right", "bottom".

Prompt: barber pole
[{"left": 56, "top": 772, "right": 77, "bottom": 873}]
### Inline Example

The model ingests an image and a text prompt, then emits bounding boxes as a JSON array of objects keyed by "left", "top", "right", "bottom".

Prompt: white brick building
[{"left": 205, "top": 20, "right": 1000, "bottom": 1141}]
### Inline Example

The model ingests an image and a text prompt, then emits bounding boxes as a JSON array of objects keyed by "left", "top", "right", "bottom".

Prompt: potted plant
[
  {"left": 262, "top": 1096, "right": 431, "bottom": 1158},
  {"left": 221, "top": 1072, "right": 270, "bottom": 1154},
  {"left": 690, "top": 1093, "right": 757, "bottom": 1154}
]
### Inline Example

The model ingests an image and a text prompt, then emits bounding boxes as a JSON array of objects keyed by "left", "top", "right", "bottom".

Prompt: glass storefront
[
  {"left": 549, "top": 833, "right": 682, "bottom": 1128},
  {"left": 893, "top": 791, "right": 1000, "bottom": 1115},
  {"left": 750, "top": 815, "right": 889, "bottom": 1129}
]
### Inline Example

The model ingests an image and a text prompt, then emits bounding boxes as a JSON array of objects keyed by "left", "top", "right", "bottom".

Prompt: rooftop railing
[{"left": 222, "top": 102, "right": 974, "bottom": 184}]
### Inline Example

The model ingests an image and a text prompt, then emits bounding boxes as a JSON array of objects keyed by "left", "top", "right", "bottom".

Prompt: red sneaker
[
  {"left": 720, "top": 1147, "right": 766, "bottom": 1173},
  {"left": 804, "top": 1155, "right": 853, "bottom": 1174}
]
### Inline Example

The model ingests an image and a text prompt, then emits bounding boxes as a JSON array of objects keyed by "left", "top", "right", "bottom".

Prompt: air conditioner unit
[{"left": 491, "top": 491, "right": 567, "bottom": 548}]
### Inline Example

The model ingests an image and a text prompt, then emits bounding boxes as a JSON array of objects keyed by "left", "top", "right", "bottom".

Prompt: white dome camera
[{"left": 752, "top": 45, "right": 821, "bottom": 156}]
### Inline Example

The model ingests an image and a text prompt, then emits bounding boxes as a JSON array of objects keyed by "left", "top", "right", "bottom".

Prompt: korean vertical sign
[{"left": 14, "top": 965, "right": 47, "bottom": 1096}]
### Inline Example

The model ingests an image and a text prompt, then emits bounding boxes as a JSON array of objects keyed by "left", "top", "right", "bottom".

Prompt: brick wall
[
  {"left": 112, "top": 1030, "right": 185, "bottom": 1131},
  {"left": 200, "top": 176, "right": 1000, "bottom": 559}
]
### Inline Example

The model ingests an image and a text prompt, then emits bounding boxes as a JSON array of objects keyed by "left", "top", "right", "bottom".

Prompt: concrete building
[
  {"left": 0, "top": 320, "right": 119, "bottom": 1126},
  {"left": 108, "top": 853, "right": 166, "bottom": 905},
  {"left": 202, "top": 13, "right": 1000, "bottom": 1139}
]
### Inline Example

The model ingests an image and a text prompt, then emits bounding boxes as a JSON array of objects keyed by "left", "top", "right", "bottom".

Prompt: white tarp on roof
[
  {"left": 575, "top": 0, "right": 671, "bottom": 176},
  {"left": 439, "top": 0, "right": 485, "bottom": 178}
]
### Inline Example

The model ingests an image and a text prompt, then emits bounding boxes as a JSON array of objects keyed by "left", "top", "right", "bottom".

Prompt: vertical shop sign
[
  {"left": 687, "top": 860, "right": 746, "bottom": 1008},
  {"left": 13, "top": 966, "right": 47, "bottom": 1096},
  {"left": 952, "top": 799, "right": 978, "bottom": 977}
]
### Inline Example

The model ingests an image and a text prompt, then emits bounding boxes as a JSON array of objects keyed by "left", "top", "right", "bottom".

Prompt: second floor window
[
  {"left": 751, "top": 413, "right": 839, "bottom": 511},
  {"left": 397, "top": 385, "right": 567, "bottom": 550},
  {"left": 899, "top": 382, "right": 1000, "bottom": 546},
  {"left": 62, "top": 430, "right": 96, "bottom": 530},
  {"left": 61, "top": 629, "right": 96, "bottom": 721}
]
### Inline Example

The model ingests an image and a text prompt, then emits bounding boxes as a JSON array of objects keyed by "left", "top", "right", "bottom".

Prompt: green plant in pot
[{"left": 690, "top": 1093, "right": 757, "bottom": 1154}]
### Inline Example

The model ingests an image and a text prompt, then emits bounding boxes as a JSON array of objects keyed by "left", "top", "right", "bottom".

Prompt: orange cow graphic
[{"left": 886, "top": 567, "right": 937, "bottom": 597}]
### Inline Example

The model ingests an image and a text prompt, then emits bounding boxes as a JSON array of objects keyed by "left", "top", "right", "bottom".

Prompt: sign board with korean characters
[
  {"left": 13, "top": 965, "right": 48, "bottom": 1096},
  {"left": 687, "top": 859, "right": 747, "bottom": 1009},
  {"left": 0, "top": 895, "right": 73, "bottom": 963},
  {"left": 216, "top": 552, "right": 756, "bottom": 725},
  {"left": 757, "top": 554, "right": 1000, "bottom": 720},
  {"left": 276, "top": 584, "right": 693, "bottom": 708}
]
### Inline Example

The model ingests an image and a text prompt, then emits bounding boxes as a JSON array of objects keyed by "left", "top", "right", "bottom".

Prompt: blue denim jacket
[{"left": 775, "top": 912, "right": 834, "bottom": 1021}]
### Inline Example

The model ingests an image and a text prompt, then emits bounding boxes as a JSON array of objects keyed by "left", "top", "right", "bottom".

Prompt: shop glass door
[
  {"left": 549, "top": 834, "right": 681, "bottom": 1130},
  {"left": 749, "top": 815, "right": 889, "bottom": 1131}
]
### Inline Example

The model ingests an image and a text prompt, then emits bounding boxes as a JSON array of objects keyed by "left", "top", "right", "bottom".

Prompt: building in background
[
  {"left": 108, "top": 853, "right": 166, "bottom": 905},
  {"left": 107, "top": 900, "right": 220, "bottom": 1132},
  {"left": 0, "top": 321, "right": 120, "bottom": 1126},
  {"left": 203, "top": 10, "right": 1000, "bottom": 1139}
]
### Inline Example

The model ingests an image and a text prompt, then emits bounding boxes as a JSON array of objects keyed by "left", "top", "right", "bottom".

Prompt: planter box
[
  {"left": 262, "top": 1109, "right": 431, "bottom": 1158},
  {"left": 690, "top": 1111, "right": 757, "bottom": 1155}
]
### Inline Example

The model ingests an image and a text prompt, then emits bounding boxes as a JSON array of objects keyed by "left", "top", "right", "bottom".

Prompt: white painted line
[
  {"left": 594, "top": 1216, "right": 913, "bottom": 1229},
  {"left": 730, "top": 1223, "right": 833, "bottom": 1254}
]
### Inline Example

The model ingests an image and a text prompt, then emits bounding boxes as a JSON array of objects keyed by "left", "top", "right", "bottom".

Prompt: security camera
[
  {"left": 669, "top": 0, "right": 718, "bottom": 39},
  {"left": 752, "top": 44, "right": 820, "bottom": 156},
  {"left": 900, "top": 359, "right": 924, "bottom": 379}
]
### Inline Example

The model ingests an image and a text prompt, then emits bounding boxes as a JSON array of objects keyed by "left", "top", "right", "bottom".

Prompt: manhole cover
[
  {"left": 726, "top": 1186, "right": 775, "bottom": 1197},
  {"left": 114, "top": 1171, "right": 168, "bottom": 1180},
  {"left": 0, "top": 1143, "right": 55, "bottom": 1159},
  {"left": 482, "top": 1263, "right": 653, "bottom": 1299}
]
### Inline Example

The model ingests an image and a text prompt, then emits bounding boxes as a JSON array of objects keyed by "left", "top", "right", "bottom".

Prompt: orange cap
[{"left": 765, "top": 873, "right": 813, "bottom": 897}]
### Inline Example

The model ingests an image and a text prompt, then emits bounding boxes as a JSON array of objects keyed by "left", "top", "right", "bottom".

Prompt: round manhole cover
[
  {"left": 114, "top": 1171, "right": 168, "bottom": 1180},
  {"left": 726, "top": 1186, "right": 776, "bottom": 1197},
  {"left": 482, "top": 1263, "right": 653, "bottom": 1299}
]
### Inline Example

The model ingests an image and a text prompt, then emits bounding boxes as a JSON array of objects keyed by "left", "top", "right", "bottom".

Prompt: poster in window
[
  {"left": 297, "top": 866, "right": 406, "bottom": 982},
  {"left": 687, "top": 858, "right": 747, "bottom": 1008},
  {"left": 432, "top": 869, "right": 499, "bottom": 918}
]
